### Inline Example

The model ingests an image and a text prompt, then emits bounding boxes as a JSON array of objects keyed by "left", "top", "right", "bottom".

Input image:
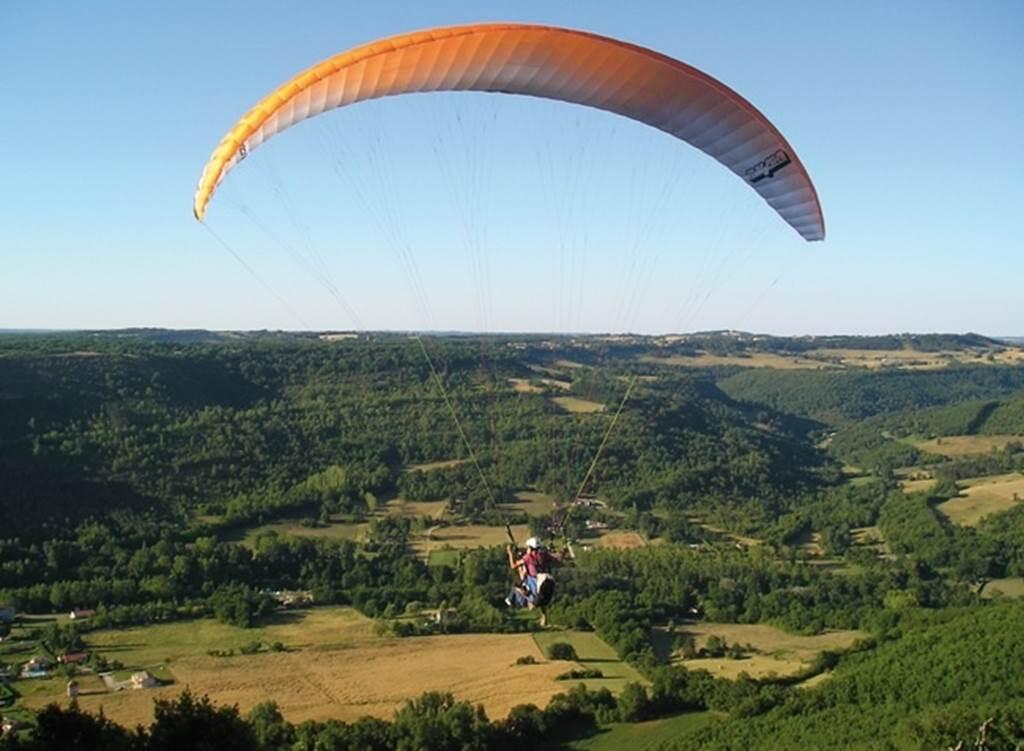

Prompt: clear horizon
[
  {"left": 2, "top": 327, "right": 1021, "bottom": 340},
  {"left": 3, "top": 1, "right": 1022, "bottom": 334}
]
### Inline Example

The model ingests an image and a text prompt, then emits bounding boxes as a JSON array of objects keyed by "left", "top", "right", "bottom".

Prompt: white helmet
[{"left": 525, "top": 537, "right": 541, "bottom": 549}]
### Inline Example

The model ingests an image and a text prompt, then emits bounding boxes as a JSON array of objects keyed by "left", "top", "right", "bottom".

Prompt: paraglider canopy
[{"left": 193, "top": 22, "right": 824, "bottom": 241}]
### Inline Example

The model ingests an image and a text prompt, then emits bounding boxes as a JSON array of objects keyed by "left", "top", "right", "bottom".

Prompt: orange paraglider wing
[{"left": 194, "top": 23, "right": 824, "bottom": 241}]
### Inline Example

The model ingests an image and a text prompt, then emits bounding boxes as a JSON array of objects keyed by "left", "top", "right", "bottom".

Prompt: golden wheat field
[
  {"left": 981, "top": 577, "right": 1024, "bottom": 599},
  {"left": 594, "top": 531, "right": 648, "bottom": 549},
  {"left": 20, "top": 608, "right": 575, "bottom": 727},
  {"left": 913, "top": 435, "right": 1022, "bottom": 457},
  {"left": 936, "top": 473, "right": 1024, "bottom": 526},
  {"left": 900, "top": 477, "right": 937, "bottom": 495},
  {"left": 639, "top": 352, "right": 828, "bottom": 370}
]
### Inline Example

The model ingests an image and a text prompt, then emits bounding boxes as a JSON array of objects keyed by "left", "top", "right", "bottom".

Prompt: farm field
[
  {"left": 912, "top": 434, "right": 1022, "bottom": 457},
  {"left": 234, "top": 518, "right": 369, "bottom": 546},
  {"left": 16, "top": 608, "right": 585, "bottom": 727},
  {"left": 533, "top": 630, "right": 646, "bottom": 694},
  {"left": 692, "top": 521, "right": 762, "bottom": 548},
  {"left": 382, "top": 498, "right": 448, "bottom": 519},
  {"left": 659, "top": 622, "right": 864, "bottom": 680},
  {"left": 552, "top": 396, "right": 605, "bottom": 413},
  {"left": 426, "top": 548, "right": 461, "bottom": 566},
  {"left": 503, "top": 490, "right": 556, "bottom": 517},
  {"left": 792, "top": 529, "right": 824, "bottom": 557},
  {"left": 403, "top": 458, "right": 466, "bottom": 472},
  {"left": 593, "top": 531, "right": 647, "bottom": 549},
  {"left": 409, "top": 523, "right": 532, "bottom": 559},
  {"left": 509, "top": 378, "right": 544, "bottom": 393},
  {"left": 231, "top": 499, "right": 448, "bottom": 547},
  {"left": 805, "top": 347, "right": 1024, "bottom": 369},
  {"left": 981, "top": 577, "right": 1024, "bottom": 599},
  {"left": 640, "top": 346, "right": 1024, "bottom": 372},
  {"left": 566, "top": 711, "right": 723, "bottom": 750},
  {"left": 901, "top": 476, "right": 937, "bottom": 495},
  {"left": 850, "top": 526, "right": 883, "bottom": 544},
  {"left": 936, "top": 473, "right": 1024, "bottom": 526},
  {"left": 640, "top": 352, "right": 828, "bottom": 370},
  {"left": 797, "top": 671, "right": 834, "bottom": 690},
  {"left": 805, "top": 348, "right": 953, "bottom": 370}
]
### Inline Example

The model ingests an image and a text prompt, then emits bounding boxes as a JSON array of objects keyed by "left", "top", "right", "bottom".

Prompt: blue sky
[{"left": 2, "top": 1, "right": 1022, "bottom": 335}]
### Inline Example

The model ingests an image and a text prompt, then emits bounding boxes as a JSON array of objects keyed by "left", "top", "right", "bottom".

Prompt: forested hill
[
  {"left": 878, "top": 392, "right": 1024, "bottom": 438},
  {"left": 681, "top": 599, "right": 1024, "bottom": 749},
  {"left": 719, "top": 366, "right": 1024, "bottom": 425},
  {"left": 0, "top": 336, "right": 824, "bottom": 538}
]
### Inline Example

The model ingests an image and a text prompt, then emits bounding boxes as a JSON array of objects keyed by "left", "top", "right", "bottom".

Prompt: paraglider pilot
[{"left": 506, "top": 537, "right": 560, "bottom": 626}]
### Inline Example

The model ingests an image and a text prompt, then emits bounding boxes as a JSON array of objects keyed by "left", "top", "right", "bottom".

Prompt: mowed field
[
  {"left": 850, "top": 525, "right": 887, "bottom": 552},
  {"left": 913, "top": 435, "right": 1023, "bottom": 457},
  {"left": 593, "top": 531, "right": 648, "bottom": 549},
  {"left": 901, "top": 476, "right": 937, "bottom": 495},
  {"left": 235, "top": 518, "right": 369, "bottom": 546},
  {"left": 661, "top": 622, "right": 864, "bottom": 680},
  {"left": 233, "top": 499, "right": 448, "bottom": 547},
  {"left": 982, "top": 577, "right": 1024, "bottom": 599},
  {"left": 18, "top": 608, "right": 587, "bottom": 728},
  {"left": 504, "top": 490, "right": 556, "bottom": 517},
  {"left": 533, "top": 630, "right": 646, "bottom": 693},
  {"left": 566, "top": 711, "right": 723, "bottom": 750},
  {"left": 640, "top": 353, "right": 828, "bottom": 370},
  {"left": 806, "top": 347, "right": 1024, "bottom": 369},
  {"left": 410, "top": 523, "right": 532, "bottom": 559},
  {"left": 640, "top": 346, "right": 1024, "bottom": 372},
  {"left": 403, "top": 459, "right": 466, "bottom": 472},
  {"left": 508, "top": 377, "right": 571, "bottom": 393},
  {"left": 552, "top": 396, "right": 605, "bottom": 413},
  {"left": 936, "top": 473, "right": 1024, "bottom": 526}
]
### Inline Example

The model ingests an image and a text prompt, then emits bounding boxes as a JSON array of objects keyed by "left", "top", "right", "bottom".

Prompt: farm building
[
  {"left": 573, "top": 495, "right": 607, "bottom": 509},
  {"left": 21, "top": 657, "right": 52, "bottom": 678},
  {"left": 131, "top": 671, "right": 158, "bottom": 689},
  {"left": 59, "top": 652, "right": 88, "bottom": 665},
  {"left": 68, "top": 609, "right": 96, "bottom": 621},
  {"left": 0, "top": 605, "right": 14, "bottom": 624},
  {"left": 2, "top": 717, "right": 28, "bottom": 735},
  {"left": 432, "top": 608, "right": 459, "bottom": 625},
  {"left": 267, "top": 590, "right": 314, "bottom": 608}
]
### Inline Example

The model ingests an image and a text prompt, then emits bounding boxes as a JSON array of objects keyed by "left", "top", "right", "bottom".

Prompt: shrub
[
  {"left": 547, "top": 642, "right": 578, "bottom": 661},
  {"left": 556, "top": 668, "right": 603, "bottom": 680}
]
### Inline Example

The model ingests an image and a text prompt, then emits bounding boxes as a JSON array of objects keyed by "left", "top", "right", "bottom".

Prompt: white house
[{"left": 131, "top": 671, "right": 158, "bottom": 689}]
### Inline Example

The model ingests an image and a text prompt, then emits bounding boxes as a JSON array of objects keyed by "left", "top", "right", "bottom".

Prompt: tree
[
  {"left": 147, "top": 690, "right": 256, "bottom": 751},
  {"left": 0, "top": 703, "right": 140, "bottom": 751},
  {"left": 391, "top": 692, "right": 491, "bottom": 751},
  {"left": 617, "top": 682, "right": 652, "bottom": 722},
  {"left": 246, "top": 702, "right": 294, "bottom": 751},
  {"left": 547, "top": 642, "right": 579, "bottom": 661}
]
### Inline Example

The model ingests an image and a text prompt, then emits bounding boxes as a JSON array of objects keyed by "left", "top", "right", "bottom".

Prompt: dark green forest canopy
[
  {"left": 0, "top": 335, "right": 826, "bottom": 538},
  {"left": 879, "top": 393, "right": 1024, "bottom": 438},
  {"left": 720, "top": 365, "right": 1024, "bottom": 425}
]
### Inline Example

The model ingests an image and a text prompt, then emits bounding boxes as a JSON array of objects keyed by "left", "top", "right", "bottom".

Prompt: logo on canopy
[{"left": 745, "top": 150, "right": 791, "bottom": 183}]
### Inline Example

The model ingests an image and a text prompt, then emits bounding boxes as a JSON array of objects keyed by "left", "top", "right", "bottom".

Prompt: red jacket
[{"left": 521, "top": 549, "right": 553, "bottom": 577}]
